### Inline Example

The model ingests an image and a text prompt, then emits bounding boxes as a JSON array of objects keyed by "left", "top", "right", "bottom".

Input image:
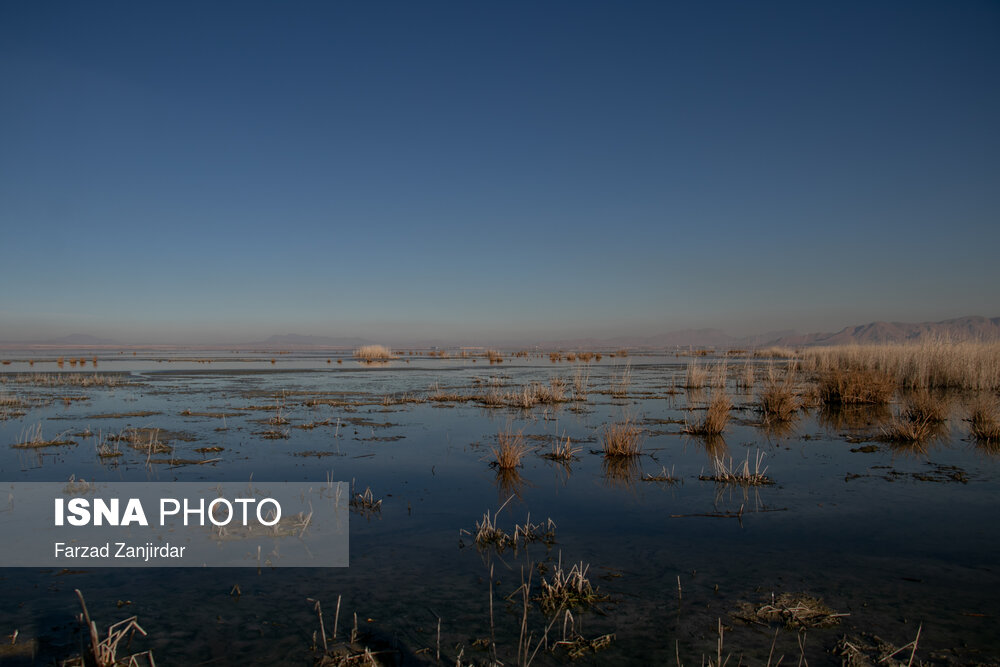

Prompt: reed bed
[
  {"left": 818, "top": 369, "right": 895, "bottom": 405},
  {"left": 683, "top": 391, "right": 732, "bottom": 436},
  {"left": 803, "top": 340, "right": 1000, "bottom": 391}
]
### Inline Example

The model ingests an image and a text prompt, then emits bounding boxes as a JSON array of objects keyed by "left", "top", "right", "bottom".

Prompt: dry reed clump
[
  {"left": 878, "top": 417, "right": 936, "bottom": 443},
  {"left": 537, "top": 559, "right": 607, "bottom": 615},
  {"left": 757, "top": 373, "right": 800, "bottom": 423},
  {"left": 469, "top": 501, "right": 556, "bottom": 552},
  {"left": 902, "top": 390, "right": 948, "bottom": 423},
  {"left": 486, "top": 349, "right": 504, "bottom": 364},
  {"left": 685, "top": 361, "right": 709, "bottom": 388},
  {"left": 11, "top": 423, "right": 76, "bottom": 449},
  {"left": 683, "top": 391, "right": 732, "bottom": 436},
  {"left": 610, "top": 363, "right": 631, "bottom": 398},
  {"left": 818, "top": 369, "right": 895, "bottom": 405},
  {"left": 572, "top": 367, "right": 590, "bottom": 399},
  {"left": 834, "top": 628, "right": 925, "bottom": 667},
  {"left": 699, "top": 450, "right": 772, "bottom": 486},
  {"left": 68, "top": 589, "right": 155, "bottom": 667},
  {"left": 803, "top": 340, "right": 1000, "bottom": 391},
  {"left": 733, "top": 592, "right": 845, "bottom": 629},
  {"left": 541, "top": 434, "right": 581, "bottom": 462},
  {"left": 600, "top": 418, "right": 642, "bottom": 457},
  {"left": 969, "top": 397, "right": 1000, "bottom": 442},
  {"left": 735, "top": 361, "right": 756, "bottom": 391},
  {"left": 477, "top": 379, "right": 569, "bottom": 409},
  {"left": 349, "top": 486, "right": 382, "bottom": 515},
  {"left": 491, "top": 427, "right": 530, "bottom": 469},
  {"left": 354, "top": 345, "right": 393, "bottom": 362}
]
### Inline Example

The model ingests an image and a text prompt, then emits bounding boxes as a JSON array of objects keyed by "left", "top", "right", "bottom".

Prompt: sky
[{"left": 1, "top": 1, "right": 998, "bottom": 344}]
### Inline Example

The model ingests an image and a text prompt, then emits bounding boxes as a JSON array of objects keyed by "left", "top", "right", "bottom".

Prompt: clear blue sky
[{"left": 2, "top": 1, "right": 998, "bottom": 344}]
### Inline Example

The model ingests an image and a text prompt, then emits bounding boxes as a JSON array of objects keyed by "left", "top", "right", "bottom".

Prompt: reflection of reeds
[
  {"left": 818, "top": 403, "right": 892, "bottom": 430},
  {"left": 885, "top": 438, "right": 929, "bottom": 457},
  {"left": 757, "top": 418, "right": 798, "bottom": 440},
  {"left": 602, "top": 455, "right": 641, "bottom": 488},
  {"left": 494, "top": 466, "right": 527, "bottom": 500},
  {"left": 694, "top": 434, "right": 729, "bottom": 461}
]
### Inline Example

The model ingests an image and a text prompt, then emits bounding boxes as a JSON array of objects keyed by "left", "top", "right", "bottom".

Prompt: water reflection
[
  {"left": 601, "top": 456, "right": 641, "bottom": 489},
  {"left": 818, "top": 404, "right": 892, "bottom": 430}
]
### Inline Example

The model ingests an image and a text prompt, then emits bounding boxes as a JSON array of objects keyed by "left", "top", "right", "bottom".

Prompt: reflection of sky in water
[{"left": 1, "top": 353, "right": 998, "bottom": 664}]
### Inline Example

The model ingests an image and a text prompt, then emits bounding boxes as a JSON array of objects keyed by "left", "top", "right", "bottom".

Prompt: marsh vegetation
[{"left": 0, "top": 342, "right": 997, "bottom": 664}]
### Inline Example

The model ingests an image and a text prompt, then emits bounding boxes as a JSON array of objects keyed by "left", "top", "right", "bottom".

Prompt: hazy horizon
[{"left": 2, "top": 2, "right": 998, "bottom": 344}]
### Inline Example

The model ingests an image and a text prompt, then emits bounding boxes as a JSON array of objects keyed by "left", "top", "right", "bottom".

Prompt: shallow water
[{"left": 0, "top": 351, "right": 997, "bottom": 665}]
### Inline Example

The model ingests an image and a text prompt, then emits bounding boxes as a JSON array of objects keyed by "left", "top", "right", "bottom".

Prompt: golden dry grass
[
  {"left": 354, "top": 345, "right": 393, "bottom": 361},
  {"left": 818, "top": 368, "right": 895, "bottom": 405},
  {"left": 685, "top": 361, "right": 708, "bottom": 388},
  {"left": 757, "top": 373, "right": 800, "bottom": 423},
  {"left": 699, "top": 449, "right": 773, "bottom": 486},
  {"left": 684, "top": 391, "right": 732, "bottom": 436},
  {"left": 491, "top": 427, "right": 529, "bottom": 469},
  {"left": 879, "top": 416, "right": 936, "bottom": 443},
  {"left": 601, "top": 417, "right": 642, "bottom": 457},
  {"left": 803, "top": 340, "right": 1000, "bottom": 390},
  {"left": 969, "top": 397, "right": 1000, "bottom": 442},
  {"left": 901, "top": 389, "right": 948, "bottom": 423}
]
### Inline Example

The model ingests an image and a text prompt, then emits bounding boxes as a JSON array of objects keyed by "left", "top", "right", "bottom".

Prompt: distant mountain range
[
  {"left": 254, "top": 333, "right": 370, "bottom": 348},
  {"left": 3, "top": 316, "right": 998, "bottom": 349},
  {"left": 545, "top": 316, "right": 1000, "bottom": 349},
  {"left": 767, "top": 316, "right": 1000, "bottom": 347}
]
